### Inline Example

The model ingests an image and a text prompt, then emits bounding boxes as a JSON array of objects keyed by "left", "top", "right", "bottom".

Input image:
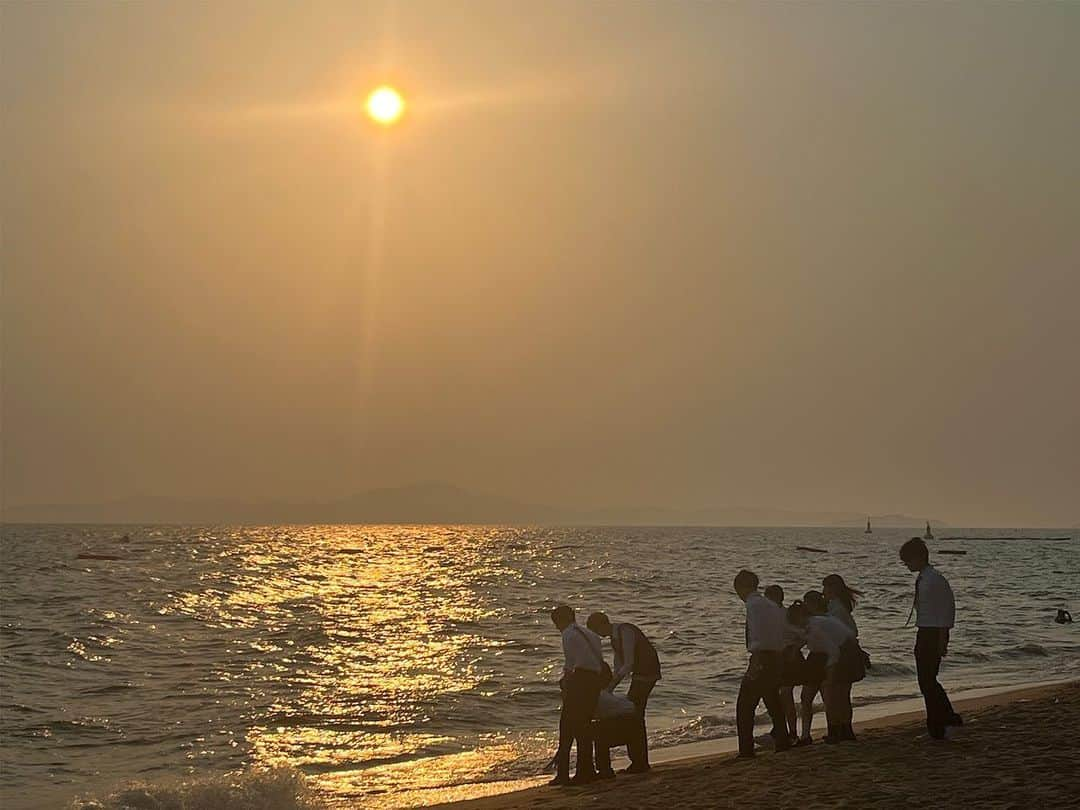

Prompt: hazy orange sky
[{"left": 2, "top": 2, "right": 1078, "bottom": 526}]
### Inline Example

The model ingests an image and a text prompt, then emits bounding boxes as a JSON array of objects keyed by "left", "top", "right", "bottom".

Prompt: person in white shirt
[
  {"left": 900, "top": 538, "right": 961, "bottom": 740},
  {"left": 787, "top": 597, "right": 864, "bottom": 744},
  {"left": 734, "top": 570, "right": 792, "bottom": 757},
  {"left": 549, "top": 604, "right": 606, "bottom": 785},
  {"left": 586, "top": 612, "right": 661, "bottom": 773},
  {"left": 590, "top": 691, "right": 647, "bottom": 778},
  {"left": 822, "top": 573, "right": 862, "bottom": 637}
]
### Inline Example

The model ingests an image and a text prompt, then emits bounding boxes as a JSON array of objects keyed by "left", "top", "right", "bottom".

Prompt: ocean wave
[
  {"left": 79, "top": 682, "right": 138, "bottom": 696},
  {"left": 67, "top": 766, "right": 326, "bottom": 810},
  {"left": 653, "top": 714, "right": 736, "bottom": 746},
  {"left": 997, "top": 643, "right": 1051, "bottom": 658},
  {"left": 864, "top": 662, "right": 916, "bottom": 677}
]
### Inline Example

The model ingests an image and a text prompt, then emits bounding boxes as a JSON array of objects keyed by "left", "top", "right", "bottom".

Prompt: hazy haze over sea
[
  {"left": 5, "top": 3, "right": 1079, "bottom": 533},
  {"left": 2, "top": 524, "right": 1077, "bottom": 808}
]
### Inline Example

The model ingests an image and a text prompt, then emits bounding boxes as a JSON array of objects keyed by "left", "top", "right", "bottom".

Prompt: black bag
[{"left": 839, "top": 641, "right": 867, "bottom": 683}]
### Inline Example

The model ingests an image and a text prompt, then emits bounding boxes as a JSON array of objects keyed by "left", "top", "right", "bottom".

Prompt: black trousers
[
  {"left": 593, "top": 715, "right": 646, "bottom": 773},
  {"left": 556, "top": 669, "right": 603, "bottom": 778},
  {"left": 736, "top": 651, "right": 790, "bottom": 755},
  {"left": 915, "top": 628, "right": 957, "bottom": 739},
  {"left": 626, "top": 678, "right": 656, "bottom": 766}
]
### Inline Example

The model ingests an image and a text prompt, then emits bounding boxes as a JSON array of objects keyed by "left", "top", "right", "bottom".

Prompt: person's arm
[
  {"left": 561, "top": 631, "right": 574, "bottom": 676},
  {"left": 936, "top": 576, "right": 955, "bottom": 655},
  {"left": 746, "top": 600, "right": 765, "bottom": 653},
  {"left": 739, "top": 602, "right": 761, "bottom": 678},
  {"left": 610, "top": 626, "right": 635, "bottom": 689}
]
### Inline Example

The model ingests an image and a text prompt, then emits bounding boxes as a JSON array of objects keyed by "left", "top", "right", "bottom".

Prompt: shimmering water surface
[{"left": 2, "top": 525, "right": 1078, "bottom": 808}]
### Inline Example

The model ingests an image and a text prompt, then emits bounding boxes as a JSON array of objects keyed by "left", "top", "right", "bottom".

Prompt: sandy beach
[{"left": 432, "top": 681, "right": 1080, "bottom": 810}]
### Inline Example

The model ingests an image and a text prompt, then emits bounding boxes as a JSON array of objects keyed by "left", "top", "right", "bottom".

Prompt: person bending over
[
  {"left": 796, "top": 590, "right": 829, "bottom": 744},
  {"left": 787, "top": 598, "right": 864, "bottom": 743},
  {"left": 586, "top": 611, "right": 661, "bottom": 773}
]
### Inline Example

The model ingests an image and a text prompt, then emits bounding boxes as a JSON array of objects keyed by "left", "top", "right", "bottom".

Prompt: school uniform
[
  {"left": 806, "top": 615, "right": 863, "bottom": 683},
  {"left": 827, "top": 600, "right": 859, "bottom": 637},
  {"left": 610, "top": 622, "right": 661, "bottom": 768},
  {"left": 556, "top": 624, "right": 606, "bottom": 779},
  {"left": 805, "top": 616, "right": 848, "bottom": 667},
  {"left": 591, "top": 691, "right": 646, "bottom": 775},
  {"left": 911, "top": 565, "right": 960, "bottom": 739},
  {"left": 736, "top": 592, "right": 791, "bottom": 755}
]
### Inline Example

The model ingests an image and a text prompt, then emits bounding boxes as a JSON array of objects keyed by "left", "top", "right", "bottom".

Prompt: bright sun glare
[{"left": 365, "top": 86, "right": 405, "bottom": 125}]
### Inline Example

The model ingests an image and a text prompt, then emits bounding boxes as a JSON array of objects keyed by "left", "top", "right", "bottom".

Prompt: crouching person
[{"left": 592, "top": 690, "right": 647, "bottom": 779}]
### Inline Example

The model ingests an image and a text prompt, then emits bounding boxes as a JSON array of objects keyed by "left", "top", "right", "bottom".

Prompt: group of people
[
  {"left": 546, "top": 606, "right": 661, "bottom": 784},
  {"left": 734, "top": 570, "right": 867, "bottom": 755},
  {"left": 547, "top": 537, "right": 959, "bottom": 785}
]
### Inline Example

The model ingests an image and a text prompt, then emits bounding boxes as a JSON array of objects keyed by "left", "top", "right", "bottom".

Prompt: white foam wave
[{"left": 67, "top": 766, "right": 327, "bottom": 810}]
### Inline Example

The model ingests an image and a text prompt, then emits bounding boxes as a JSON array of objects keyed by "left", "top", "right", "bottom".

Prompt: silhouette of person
[
  {"left": 549, "top": 605, "right": 605, "bottom": 785},
  {"left": 733, "top": 570, "right": 791, "bottom": 757},
  {"left": 586, "top": 612, "right": 661, "bottom": 773}
]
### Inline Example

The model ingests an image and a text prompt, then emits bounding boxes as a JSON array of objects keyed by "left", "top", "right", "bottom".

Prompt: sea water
[{"left": 2, "top": 525, "right": 1077, "bottom": 808}]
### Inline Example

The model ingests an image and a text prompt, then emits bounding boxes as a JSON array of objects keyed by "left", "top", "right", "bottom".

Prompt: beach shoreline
[{"left": 420, "top": 679, "right": 1079, "bottom": 809}]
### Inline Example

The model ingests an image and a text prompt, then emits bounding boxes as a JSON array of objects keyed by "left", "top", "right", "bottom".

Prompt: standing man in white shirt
[
  {"left": 900, "top": 538, "right": 962, "bottom": 740},
  {"left": 586, "top": 612, "right": 661, "bottom": 773},
  {"left": 734, "top": 569, "right": 792, "bottom": 757},
  {"left": 549, "top": 604, "right": 606, "bottom": 785}
]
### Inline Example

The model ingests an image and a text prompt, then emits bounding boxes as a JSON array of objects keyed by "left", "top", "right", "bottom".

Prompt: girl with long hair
[{"left": 822, "top": 573, "right": 863, "bottom": 636}]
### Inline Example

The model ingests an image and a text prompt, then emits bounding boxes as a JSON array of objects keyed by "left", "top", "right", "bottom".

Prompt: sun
[{"left": 365, "top": 86, "right": 405, "bottom": 126}]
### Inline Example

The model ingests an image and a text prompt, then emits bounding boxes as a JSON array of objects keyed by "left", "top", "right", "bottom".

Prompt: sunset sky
[{"left": 3, "top": 2, "right": 1078, "bottom": 526}]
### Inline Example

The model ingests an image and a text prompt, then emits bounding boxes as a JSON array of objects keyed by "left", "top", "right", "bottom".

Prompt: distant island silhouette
[{"left": 1, "top": 482, "right": 948, "bottom": 527}]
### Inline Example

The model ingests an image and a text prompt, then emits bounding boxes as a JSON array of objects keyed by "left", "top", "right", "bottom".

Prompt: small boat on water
[
  {"left": 924, "top": 521, "right": 934, "bottom": 540},
  {"left": 865, "top": 518, "right": 872, "bottom": 534}
]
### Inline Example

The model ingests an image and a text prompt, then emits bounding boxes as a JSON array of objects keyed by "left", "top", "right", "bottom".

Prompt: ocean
[{"left": 2, "top": 525, "right": 1077, "bottom": 808}]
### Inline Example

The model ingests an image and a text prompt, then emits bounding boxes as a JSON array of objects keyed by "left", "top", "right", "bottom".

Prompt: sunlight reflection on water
[{"left": 167, "top": 526, "right": 519, "bottom": 802}]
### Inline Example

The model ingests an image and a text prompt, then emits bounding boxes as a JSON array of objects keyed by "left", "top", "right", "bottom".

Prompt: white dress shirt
[
  {"left": 805, "top": 615, "right": 856, "bottom": 666},
  {"left": 562, "top": 624, "right": 605, "bottom": 674},
  {"left": 828, "top": 601, "right": 859, "bottom": 637},
  {"left": 915, "top": 565, "right": 956, "bottom": 628},
  {"left": 594, "top": 690, "right": 636, "bottom": 721},
  {"left": 782, "top": 620, "right": 806, "bottom": 649},
  {"left": 745, "top": 592, "right": 787, "bottom": 653}
]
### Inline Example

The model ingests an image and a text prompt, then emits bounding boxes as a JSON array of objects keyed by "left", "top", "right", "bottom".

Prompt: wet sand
[{"left": 432, "top": 681, "right": 1080, "bottom": 809}]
